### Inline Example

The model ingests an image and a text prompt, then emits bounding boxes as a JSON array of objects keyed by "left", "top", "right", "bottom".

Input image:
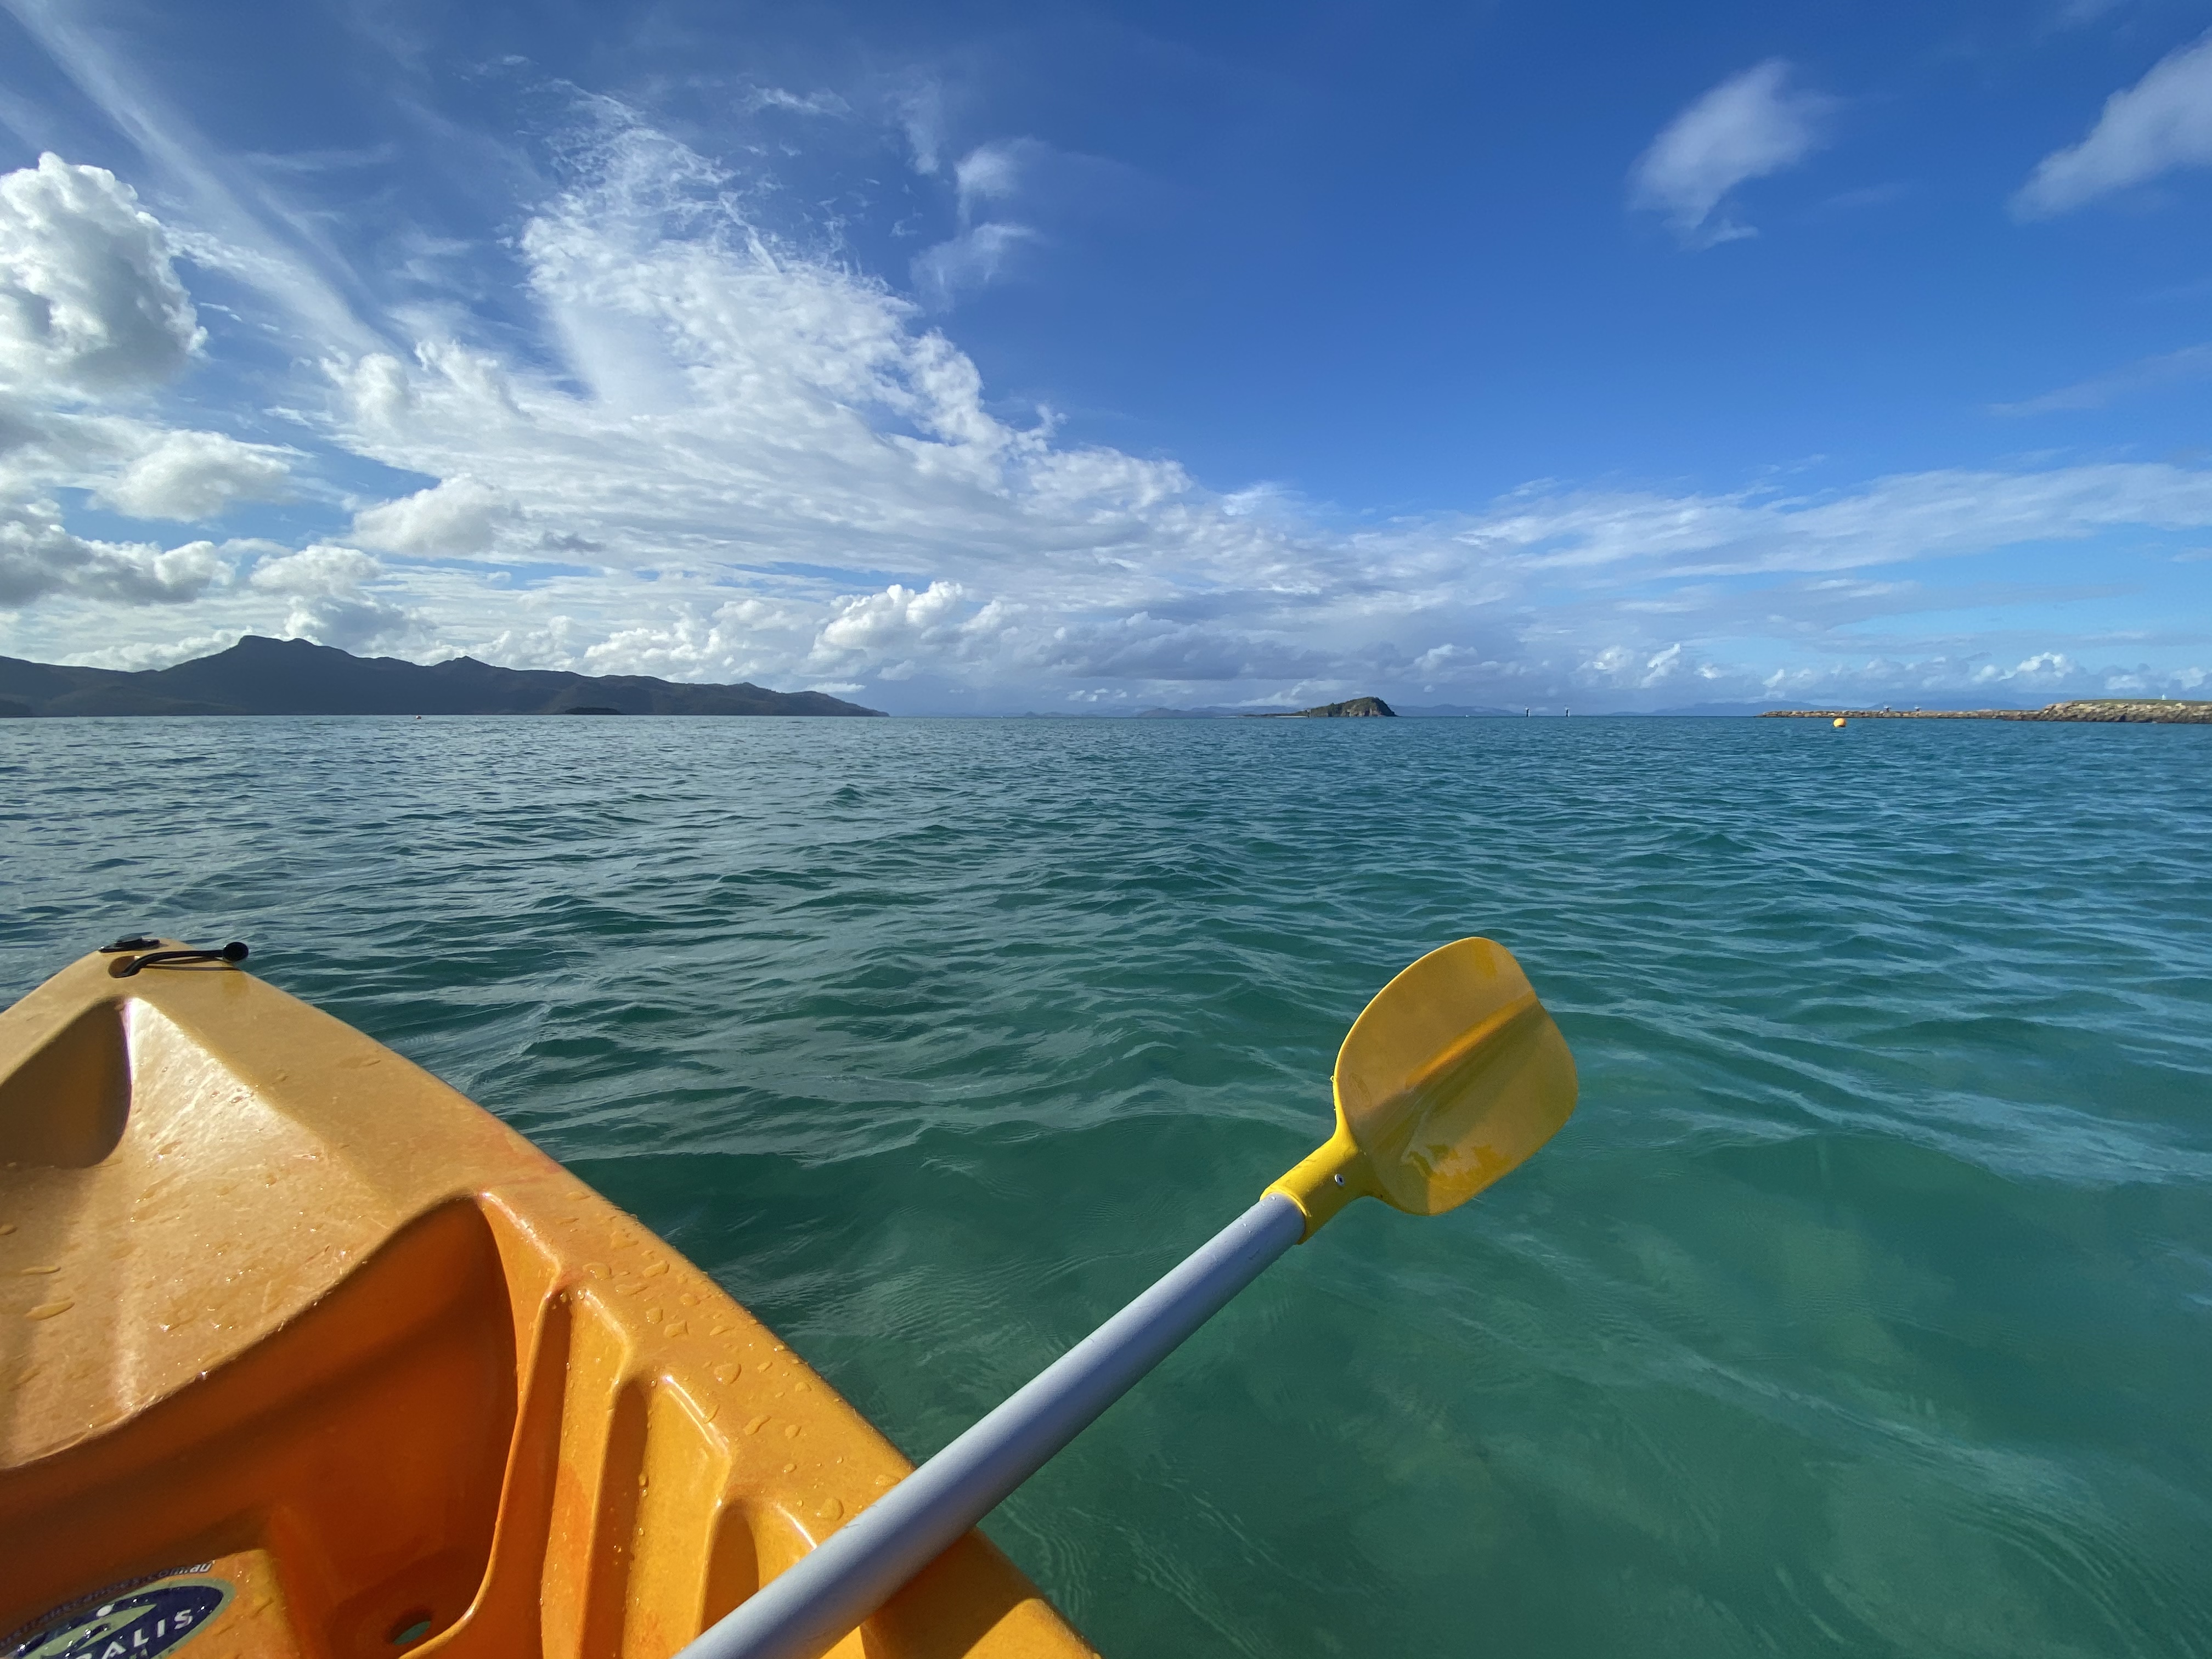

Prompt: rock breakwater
[{"left": 1762, "top": 701, "right": 2212, "bottom": 724}]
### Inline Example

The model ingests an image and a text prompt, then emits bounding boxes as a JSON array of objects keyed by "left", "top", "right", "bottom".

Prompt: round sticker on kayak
[{"left": 5, "top": 1570, "right": 234, "bottom": 1659}]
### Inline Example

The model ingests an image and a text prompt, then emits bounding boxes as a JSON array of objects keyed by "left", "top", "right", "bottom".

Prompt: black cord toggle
[{"left": 108, "top": 941, "right": 250, "bottom": 978}]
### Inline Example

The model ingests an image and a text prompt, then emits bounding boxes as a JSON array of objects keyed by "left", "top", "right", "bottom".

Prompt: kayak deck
[{"left": 0, "top": 947, "right": 1093, "bottom": 1659}]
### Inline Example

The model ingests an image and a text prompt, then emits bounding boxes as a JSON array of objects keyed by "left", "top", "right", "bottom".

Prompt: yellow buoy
[{"left": 1833, "top": 716, "right": 1847, "bottom": 729}]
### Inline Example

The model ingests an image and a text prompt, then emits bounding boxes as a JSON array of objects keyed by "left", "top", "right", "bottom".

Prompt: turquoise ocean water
[{"left": 4, "top": 714, "right": 2210, "bottom": 1657}]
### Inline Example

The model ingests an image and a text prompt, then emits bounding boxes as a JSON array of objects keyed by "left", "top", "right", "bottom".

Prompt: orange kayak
[{"left": 0, "top": 943, "right": 1094, "bottom": 1659}]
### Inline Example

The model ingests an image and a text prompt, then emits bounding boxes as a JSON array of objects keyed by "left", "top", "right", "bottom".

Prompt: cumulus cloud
[
  {"left": 0, "top": 154, "right": 202, "bottom": 394},
  {"left": 248, "top": 543, "right": 414, "bottom": 651},
  {"left": 351, "top": 476, "right": 510, "bottom": 554},
  {"left": 0, "top": 153, "right": 296, "bottom": 626},
  {"left": 2014, "top": 31, "right": 2212, "bottom": 217},
  {"left": 249, "top": 543, "right": 382, "bottom": 595},
  {"left": 95, "top": 427, "right": 293, "bottom": 519},
  {"left": 0, "top": 497, "right": 227, "bottom": 606},
  {"left": 811, "top": 579, "right": 969, "bottom": 657},
  {"left": 1630, "top": 61, "right": 1837, "bottom": 246}
]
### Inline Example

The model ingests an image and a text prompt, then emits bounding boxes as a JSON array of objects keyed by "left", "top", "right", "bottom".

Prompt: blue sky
[{"left": 0, "top": 0, "right": 2207, "bottom": 710}]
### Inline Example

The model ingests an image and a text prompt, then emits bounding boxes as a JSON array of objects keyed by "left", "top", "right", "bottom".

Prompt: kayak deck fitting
[{"left": 0, "top": 945, "right": 1093, "bottom": 1659}]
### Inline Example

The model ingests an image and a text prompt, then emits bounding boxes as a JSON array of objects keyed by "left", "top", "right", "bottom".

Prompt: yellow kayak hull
[{"left": 0, "top": 947, "right": 1092, "bottom": 1659}]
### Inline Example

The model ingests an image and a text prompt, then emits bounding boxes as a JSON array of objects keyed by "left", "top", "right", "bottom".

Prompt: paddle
[{"left": 679, "top": 936, "right": 1578, "bottom": 1659}]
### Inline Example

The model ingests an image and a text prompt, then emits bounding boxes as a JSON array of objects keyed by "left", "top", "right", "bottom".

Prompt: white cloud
[
  {"left": 1455, "top": 464, "right": 2212, "bottom": 577},
  {"left": 2, "top": 5, "right": 374, "bottom": 356},
  {"left": 913, "top": 222, "right": 1036, "bottom": 303},
  {"left": 899, "top": 82, "right": 947, "bottom": 176},
  {"left": 1630, "top": 61, "right": 1837, "bottom": 246},
  {"left": 0, "top": 112, "right": 2203, "bottom": 710},
  {"left": 247, "top": 541, "right": 414, "bottom": 651},
  {"left": 1991, "top": 342, "right": 2212, "bottom": 414},
  {"left": 0, "top": 153, "right": 202, "bottom": 394},
  {"left": 247, "top": 543, "right": 382, "bottom": 596},
  {"left": 351, "top": 476, "right": 510, "bottom": 554},
  {"left": 2015, "top": 31, "right": 2212, "bottom": 217},
  {"left": 0, "top": 497, "right": 228, "bottom": 606},
  {"left": 811, "top": 579, "right": 968, "bottom": 656},
  {"left": 912, "top": 139, "right": 1047, "bottom": 303},
  {"left": 953, "top": 140, "right": 1030, "bottom": 213},
  {"left": 742, "top": 87, "right": 849, "bottom": 118},
  {"left": 95, "top": 427, "right": 292, "bottom": 519}
]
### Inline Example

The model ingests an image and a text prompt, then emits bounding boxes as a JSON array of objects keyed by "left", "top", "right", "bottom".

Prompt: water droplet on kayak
[
  {"left": 712, "top": 1362, "right": 740, "bottom": 1384},
  {"left": 817, "top": 1498, "right": 842, "bottom": 1521},
  {"left": 27, "top": 1300, "right": 71, "bottom": 1319},
  {"left": 744, "top": 1415, "right": 769, "bottom": 1436}
]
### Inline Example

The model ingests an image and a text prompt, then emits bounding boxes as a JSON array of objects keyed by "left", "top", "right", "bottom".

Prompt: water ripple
[{"left": 4, "top": 714, "right": 2209, "bottom": 1657}]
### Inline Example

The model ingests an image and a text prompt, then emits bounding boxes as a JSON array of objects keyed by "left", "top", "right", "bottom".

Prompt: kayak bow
[{"left": 0, "top": 945, "right": 1091, "bottom": 1659}]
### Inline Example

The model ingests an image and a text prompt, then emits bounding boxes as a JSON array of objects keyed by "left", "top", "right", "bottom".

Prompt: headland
[{"left": 0, "top": 635, "right": 885, "bottom": 717}]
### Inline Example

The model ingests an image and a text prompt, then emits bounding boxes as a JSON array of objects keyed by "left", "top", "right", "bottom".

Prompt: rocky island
[
  {"left": 1762, "top": 700, "right": 2211, "bottom": 724},
  {"left": 1250, "top": 696, "right": 1397, "bottom": 718}
]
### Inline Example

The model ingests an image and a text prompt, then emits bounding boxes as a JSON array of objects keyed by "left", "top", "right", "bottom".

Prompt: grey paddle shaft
[{"left": 678, "top": 1191, "right": 1307, "bottom": 1659}]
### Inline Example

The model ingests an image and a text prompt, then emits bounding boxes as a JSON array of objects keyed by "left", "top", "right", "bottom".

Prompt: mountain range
[{"left": 0, "top": 636, "right": 885, "bottom": 718}]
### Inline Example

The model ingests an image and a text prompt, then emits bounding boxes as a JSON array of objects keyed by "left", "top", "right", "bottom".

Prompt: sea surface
[{"left": 4, "top": 713, "right": 2210, "bottom": 1658}]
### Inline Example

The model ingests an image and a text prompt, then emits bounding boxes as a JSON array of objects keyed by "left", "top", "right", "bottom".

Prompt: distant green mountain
[{"left": 0, "top": 635, "right": 885, "bottom": 717}]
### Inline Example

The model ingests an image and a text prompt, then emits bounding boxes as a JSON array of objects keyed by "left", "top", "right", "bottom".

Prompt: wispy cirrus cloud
[
  {"left": 1991, "top": 342, "right": 2212, "bottom": 413},
  {"left": 2014, "top": 30, "right": 2212, "bottom": 217},
  {"left": 0, "top": 26, "right": 2203, "bottom": 709},
  {"left": 742, "top": 87, "right": 849, "bottom": 119},
  {"left": 1629, "top": 60, "right": 1837, "bottom": 247}
]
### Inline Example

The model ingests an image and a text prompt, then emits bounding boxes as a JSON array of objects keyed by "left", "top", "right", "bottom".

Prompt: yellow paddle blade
[{"left": 1263, "top": 937, "right": 1577, "bottom": 1238}]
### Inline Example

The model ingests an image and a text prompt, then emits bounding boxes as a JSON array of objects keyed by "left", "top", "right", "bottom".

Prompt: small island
[
  {"left": 1762, "top": 700, "right": 2211, "bottom": 724},
  {"left": 1249, "top": 696, "right": 1397, "bottom": 718}
]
